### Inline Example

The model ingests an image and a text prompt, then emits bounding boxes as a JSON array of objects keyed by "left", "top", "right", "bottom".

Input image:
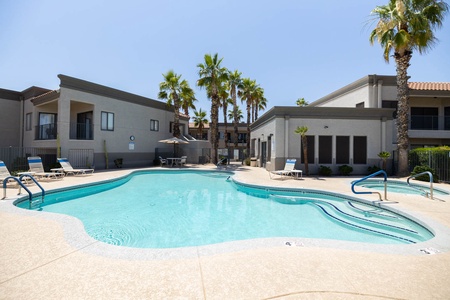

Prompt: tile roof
[{"left": 409, "top": 82, "right": 450, "bottom": 91}]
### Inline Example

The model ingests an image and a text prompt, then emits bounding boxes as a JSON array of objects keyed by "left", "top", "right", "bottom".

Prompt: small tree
[
  {"left": 294, "top": 126, "right": 309, "bottom": 175},
  {"left": 378, "top": 151, "right": 391, "bottom": 170}
]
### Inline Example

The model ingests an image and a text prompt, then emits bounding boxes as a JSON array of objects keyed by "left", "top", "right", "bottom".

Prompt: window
[
  {"left": 411, "top": 107, "right": 438, "bottom": 130},
  {"left": 25, "top": 113, "right": 32, "bottom": 131},
  {"left": 336, "top": 136, "right": 349, "bottom": 164},
  {"left": 353, "top": 136, "right": 367, "bottom": 164},
  {"left": 444, "top": 107, "right": 450, "bottom": 130},
  {"left": 101, "top": 111, "right": 114, "bottom": 131},
  {"left": 37, "top": 112, "right": 57, "bottom": 140},
  {"left": 319, "top": 136, "right": 332, "bottom": 164},
  {"left": 150, "top": 119, "right": 159, "bottom": 131}
]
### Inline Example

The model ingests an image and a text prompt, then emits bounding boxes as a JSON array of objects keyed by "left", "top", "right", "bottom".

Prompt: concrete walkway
[{"left": 1, "top": 164, "right": 450, "bottom": 299}]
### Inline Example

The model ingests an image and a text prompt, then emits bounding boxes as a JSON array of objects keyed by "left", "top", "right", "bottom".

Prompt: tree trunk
[
  {"left": 173, "top": 93, "right": 180, "bottom": 138},
  {"left": 211, "top": 94, "right": 219, "bottom": 164},
  {"left": 302, "top": 135, "right": 309, "bottom": 176},
  {"left": 246, "top": 100, "right": 251, "bottom": 158},
  {"left": 232, "top": 87, "right": 239, "bottom": 149},
  {"left": 394, "top": 51, "right": 412, "bottom": 177},
  {"left": 223, "top": 102, "right": 228, "bottom": 148}
]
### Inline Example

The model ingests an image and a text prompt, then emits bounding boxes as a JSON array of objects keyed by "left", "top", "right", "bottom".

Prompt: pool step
[
  {"left": 311, "top": 201, "right": 421, "bottom": 243},
  {"left": 30, "top": 197, "right": 43, "bottom": 209},
  {"left": 269, "top": 194, "right": 422, "bottom": 243}
]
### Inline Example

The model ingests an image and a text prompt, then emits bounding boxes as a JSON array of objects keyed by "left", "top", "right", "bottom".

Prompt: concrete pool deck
[{"left": 1, "top": 164, "right": 450, "bottom": 299}]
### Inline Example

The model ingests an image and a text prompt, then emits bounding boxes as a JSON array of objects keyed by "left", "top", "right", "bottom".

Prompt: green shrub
[
  {"left": 318, "top": 165, "right": 332, "bottom": 176},
  {"left": 244, "top": 157, "right": 251, "bottom": 166},
  {"left": 338, "top": 165, "right": 353, "bottom": 176},
  {"left": 410, "top": 165, "right": 439, "bottom": 183},
  {"left": 367, "top": 165, "right": 381, "bottom": 174}
]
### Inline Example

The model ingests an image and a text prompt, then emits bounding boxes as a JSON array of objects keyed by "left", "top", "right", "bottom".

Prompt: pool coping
[{"left": 2, "top": 168, "right": 450, "bottom": 260}]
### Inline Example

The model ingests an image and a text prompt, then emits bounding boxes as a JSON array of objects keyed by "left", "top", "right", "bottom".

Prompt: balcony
[
  {"left": 409, "top": 115, "right": 450, "bottom": 139},
  {"left": 35, "top": 123, "right": 57, "bottom": 140},
  {"left": 70, "top": 122, "right": 94, "bottom": 140}
]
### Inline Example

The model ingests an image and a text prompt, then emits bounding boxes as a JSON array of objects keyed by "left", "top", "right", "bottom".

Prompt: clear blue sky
[{"left": 1, "top": 0, "right": 449, "bottom": 120}]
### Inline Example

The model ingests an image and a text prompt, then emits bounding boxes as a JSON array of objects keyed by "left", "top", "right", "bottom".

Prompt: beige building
[
  {"left": 251, "top": 75, "right": 450, "bottom": 175},
  {"left": 0, "top": 75, "right": 190, "bottom": 169},
  {"left": 188, "top": 122, "right": 249, "bottom": 162},
  {"left": 310, "top": 75, "right": 450, "bottom": 148}
]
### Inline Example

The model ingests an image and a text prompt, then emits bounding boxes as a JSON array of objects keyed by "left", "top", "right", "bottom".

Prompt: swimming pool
[
  {"left": 15, "top": 170, "right": 434, "bottom": 248},
  {"left": 352, "top": 179, "right": 449, "bottom": 196}
]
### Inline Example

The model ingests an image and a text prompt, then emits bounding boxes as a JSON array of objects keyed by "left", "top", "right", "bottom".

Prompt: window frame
[
  {"left": 25, "top": 113, "right": 32, "bottom": 131},
  {"left": 101, "top": 111, "right": 114, "bottom": 131},
  {"left": 150, "top": 119, "right": 159, "bottom": 131}
]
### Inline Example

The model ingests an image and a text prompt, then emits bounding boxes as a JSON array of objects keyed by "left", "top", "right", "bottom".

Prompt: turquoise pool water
[
  {"left": 15, "top": 170, "right": 434, "bottom": 248},
  {"left": 353, "top": 179, "right": 449, "bottom": 196}
]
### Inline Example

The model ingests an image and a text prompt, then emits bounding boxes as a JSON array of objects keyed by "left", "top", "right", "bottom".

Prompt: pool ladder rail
[
  {"left": 2, "top": 174, "right": 45, "bottom": 209},
  {"left": 407, "top": 171, "right": 434, "bottom": 200},
  {"left": 351, "top": 170, "right": 388, "bottom": 201}
]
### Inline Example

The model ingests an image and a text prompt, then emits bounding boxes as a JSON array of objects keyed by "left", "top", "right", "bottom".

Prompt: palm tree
[
  {"left": 369, "top": 0, "right": 448, "bottom": 176},
  {"left": 158, "top": 70, "right": 184, "bottom": 137},
  {"left": 197, "top": 53, "right": 229, "bottom": 164},
  {"left": 254, "top": 88, "right": 267, "bottom": 121},
  {"left": 378, "top": 151, "right": 391, "bottom": 171},
  {"left": 238, "top": 78, "right": 257, "bottom": 156},
  {"left": 296, "top": 97, "right": 309, "bottom": 107},
  {"left": 180, "top": 81, "right": 196, "bottom": 117},
  {"left": 192, "top": 109, "right": 209, "bottom": 140},
  {"left": 295, "top": 126, "right": 309, "bottom": 176},
  {"left": 228, "top": 70, "right": 243, "bottom": 148},
  {"left": 228, "top": 106, "right": 243, "bottom": 123},
  {"left": 218, "top": 83, "right": 230, "bottom": 147}
]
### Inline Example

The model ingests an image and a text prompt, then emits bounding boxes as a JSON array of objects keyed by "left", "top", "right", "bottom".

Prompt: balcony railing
[
  {"left": 35, "top": 123, "right": 57, "bottom": 140},
  {"left": 410, "top": 115, "right": 450, "bottom": 130},
  {"left": 70, "top": 122, "right": 94, "bottom": 140}
]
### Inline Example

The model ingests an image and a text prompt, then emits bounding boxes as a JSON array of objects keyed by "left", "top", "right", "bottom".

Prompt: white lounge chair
[
  {"left": 0, "top": 160, "right": 22, "bottom": 185},
  {"left": 57, "top": 158, "right": 94, "bottom": 175},
  {"left": 269, "top": 159, "right": 302, "bottom": 180},
  {"left": 27, "top": 157, "right": 64, "bottom": 180}
]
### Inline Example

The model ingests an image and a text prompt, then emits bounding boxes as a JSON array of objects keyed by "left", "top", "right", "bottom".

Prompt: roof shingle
[{"left": 409, "top": 82, "right": 450, "bottom": 91}]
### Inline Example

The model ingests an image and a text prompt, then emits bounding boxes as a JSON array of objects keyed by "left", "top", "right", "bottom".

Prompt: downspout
[
  {"left": 284, "top": 116, "right": 289, "bottom": 159},
  {"left": 378, "top": 80, "right": 383, "bottom": 108},
  {"left": 19, "top": 96, "right": 24, "bottom": 147}
]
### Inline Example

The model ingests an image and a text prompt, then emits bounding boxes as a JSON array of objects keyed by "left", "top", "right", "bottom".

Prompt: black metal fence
[
  {"left": 0, "top": 147, "right": 95, "bottom": 173},
  {"left": 409, "top": 150, "right": 450, "bottom": 183},
  {"left": 0, "top": 147, "right": 57, "bottom": 172}
]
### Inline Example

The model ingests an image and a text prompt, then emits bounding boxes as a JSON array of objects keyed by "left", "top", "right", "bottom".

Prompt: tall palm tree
[
  {"left": 228, "top": 106, "right": 243, "bottom": 123},
  {"left": 254, "top": 87, "right": 267, "bottom": 121},
  {"left": 218, "top": 83, "right": 230, "bottom": 147},
  {"left": 180, "top": 81, "right": 197, "bottom": 117},
  {"left": 197, "top": 53, "right": 229, "bottom": 164},
  {"left": 295, "top": 126, "right": 309, "bottom": 176},
  {"left": 238, "top": 78, "right": 257, "bottom": 157},
  {"left": 228, "top": 70, "right": 243, "bottom": 148},
  {"left": 369, "top": 0, "right": 448, "bottom": 176},
  {"left": 192, "top": 109, "right": 209, "bottom": 140},
  {"left": 158, "top": 70, "right": 184, "bottom": 137}
]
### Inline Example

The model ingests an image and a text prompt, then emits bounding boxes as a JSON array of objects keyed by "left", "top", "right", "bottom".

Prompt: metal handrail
[
  {"left": 407, "top": 171, "right": 433, "bottom": 200},
  {"left": 2, "top": 175, "right": 45, "bottom": 208},
  {"left": 351, "top": 170, "right": 388, "bottom": 201}
]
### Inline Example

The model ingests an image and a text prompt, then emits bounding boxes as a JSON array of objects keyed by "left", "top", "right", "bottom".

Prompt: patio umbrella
[{"left": 158, "top": 137, "right": 189, "bottom": 156}]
